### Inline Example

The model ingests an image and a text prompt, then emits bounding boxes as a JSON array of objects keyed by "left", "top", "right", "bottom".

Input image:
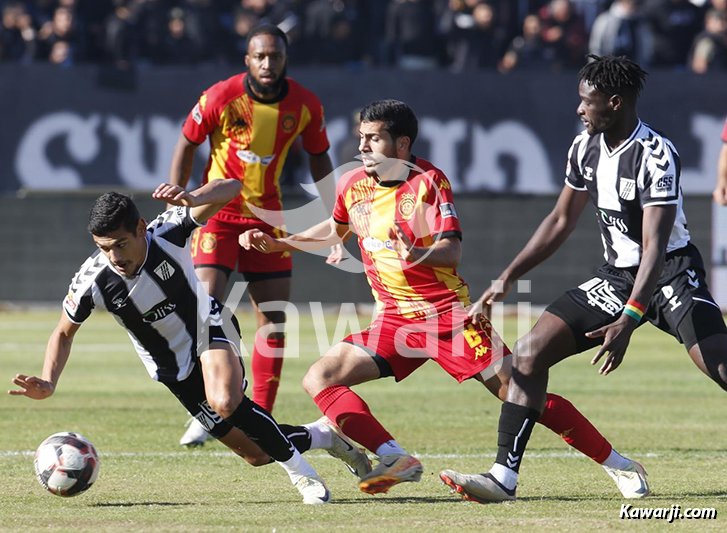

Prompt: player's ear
[
  {"left": 398, "top": 136, "right": 410, "bottom": 153},
  {"left": 136, "top": 219, "right": 146, "bottom": 236},
  {"left": 244, "top": 54, "right": 250, "bottom": 67},
  {"left": 609, "top": 94, "right": 623, "bottom": 112}
]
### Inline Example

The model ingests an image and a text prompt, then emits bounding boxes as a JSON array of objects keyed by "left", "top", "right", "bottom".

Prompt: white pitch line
[{"left": 0, "top": 450, "right": 662, "bottom": 460}]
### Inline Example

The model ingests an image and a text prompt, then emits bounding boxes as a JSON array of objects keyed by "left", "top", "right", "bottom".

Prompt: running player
[
  {"left": 8, "top": 179, "right": 371, "bottom": 505},
  {"left": 239, "top": 99, "right": 648, "bottom": 498},
  {"left": 169, "top": 24, "right": 336, "bottom": 445},
  {"left": 441, "top": 55, "right": 727, "bottom": 503}
]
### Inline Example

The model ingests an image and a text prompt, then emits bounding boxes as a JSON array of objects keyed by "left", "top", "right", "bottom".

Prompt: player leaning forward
[
  {"left": 8, "top": 179, "right": 371, "bottom": 504},
  {"left": 241, "top": 99, "right": 648, "bottom": 498},
  {"left": 441, "top": 55, "right": 727, "bottom": 503}
]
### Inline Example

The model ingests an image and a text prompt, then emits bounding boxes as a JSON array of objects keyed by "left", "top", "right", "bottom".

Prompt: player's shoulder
[
  {"left": 337, "top": 166, "right": 369, "bottom": 192},
  {"left": 569, "top": 129, "right": 590, "bottom": 148},
  {"left": 69, "top": 250, "right": 107, "bottom": 292},
  {"left": 412, "top": 157, "right": 452, "bottom": 190},
  {"left": 203, "top": 73, "right": 246, "bottom": 109},
  {"left": 285, "top": 77, "right": 323, "bottom": 106}
]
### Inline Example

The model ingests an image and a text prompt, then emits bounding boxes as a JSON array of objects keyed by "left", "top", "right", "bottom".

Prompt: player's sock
[
  {"left": 224, "top": 396, "right": 295, "bottom": 462},
  {"left": 313, "top": 384, "right": 394, "bottom": 454},
  {"left": 251, "top": 333, "right": 285, "bottom": 413},
  {"left": 491, "top": 401, "right": 540, "bottom": 489},
  {"left": 278, "top": 424, "right": 313, "bottom": 453},
  {"left": 301, "top": 420, "right": 333, "bottom": 450},
  {"left": 375, "top": 440, "right": 406, "bottom": 457},
  {"left": 601, "top": 448, "right": 632, "bottom": 470},
  {"left": 278, "top": 448, "right": 317, "bottom": 485},
  {"left": 537, "top": 393, "right": 612, "bottom": 464}
]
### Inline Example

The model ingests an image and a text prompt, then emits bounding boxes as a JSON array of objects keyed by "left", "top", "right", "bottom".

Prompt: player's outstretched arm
[
  {"left": 8, "top": 312, "right": 80, "bottom": 400},
  {"left": 587, "top": 204, "right": 677, "bottom": 375},
  {"left": 240, "top": 217, "right": 350, "bottom": 254},
  {"left": 714, "top": 143, "right": 727, "bottom": 206},
  {"left": 167, "top": 133, "right": 198, "bottom": 209},
  {"left": 152, "top": 179, "right": 242, "bottom": 224},
  {"left": 469, "top": 186, "right": 589, "bottom": 319}
]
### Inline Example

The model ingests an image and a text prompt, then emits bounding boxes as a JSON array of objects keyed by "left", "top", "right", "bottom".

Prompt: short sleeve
[
  {"left": 565, "top": 138, "right": 586, "bottom": 190},
  {"left": 424, "top": 174, "right": 461, "bottom": 240},
  {"left": 63, "top": 257, "right": 99, "bottom": 324},
  {"left": 181, "top": 92, "right": 220, "bottom": 145},
  {"left": 642, "top": 140, "right": 680, "bottom": 206},
  {"left": 300, "top": 96, "right": 330, "bottom": 156},
  {"left": 332, "top": 175, "right": 350, "bottom": 225},
  {"left": 151, "top": 206, "right": 204, "bottom": 247},
  {"left": 722, "top": 119, "right": 727, "bottom": 143}
]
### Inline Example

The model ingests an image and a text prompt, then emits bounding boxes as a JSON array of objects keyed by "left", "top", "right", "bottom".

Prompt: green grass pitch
[{"left": 1, "top": 309, "right": 725, "bottom": 532}]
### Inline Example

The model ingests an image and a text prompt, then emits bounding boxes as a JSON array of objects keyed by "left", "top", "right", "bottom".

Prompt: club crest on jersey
[
  {"left": 584, "top": 166, "right": 594, "bottom": 180},
  {"left": 398, "top": 193, "right": 416, "bottom": 220},
  {"left": 281, "top": 113, "right": 297, "bottom": 132},
  {"left": 578, "top": 277, "right": 623, "bottom": 316},
  {"left": 619, "top": 178, "right": 636, "bottom": 201},
  {"left": 154, "top": 261, "right": 176, "bottom": 281},
  {"left": 200, "top": 233, "right": 217, "bottom": 254},
  {"left": 112, "top": 297, "right": 127, "bottom": 310}
]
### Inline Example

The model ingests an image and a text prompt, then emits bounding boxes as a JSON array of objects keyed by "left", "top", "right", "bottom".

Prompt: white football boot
[
  {"left": 603, "top": 459, "right": 651, "bottom": 499},
  {"left": 179, "top": 417, "right": 210, "bottom": 447},
  {"left": 295, "top": 473, "right": 331, "bottom": 504}
]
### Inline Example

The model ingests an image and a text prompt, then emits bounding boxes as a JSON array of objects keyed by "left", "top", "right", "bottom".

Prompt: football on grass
[{"left": 34, "top": 432, "right": 99, "bottom": 497}]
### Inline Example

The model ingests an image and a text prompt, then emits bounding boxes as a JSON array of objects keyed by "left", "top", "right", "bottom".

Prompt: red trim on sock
[
  {"left": 538, "top": 393, "right": 612, "bottom": 464},
  {"left": 251, "top": 333, "right": 285, "bottom": 414},
  {"left": 313, "top": 385, "right": 393, "bottom": 453}
]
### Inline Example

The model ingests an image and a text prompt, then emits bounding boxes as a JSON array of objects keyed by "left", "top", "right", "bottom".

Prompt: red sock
[
  {"left": 251, "top": 334, "right": 285, "bottom": 414},
  {"left": 537, "top": 393, "right": 612, "bottom": 463},
  {"left": 314, "top": 385, "right": 393, "bottom": 454}
]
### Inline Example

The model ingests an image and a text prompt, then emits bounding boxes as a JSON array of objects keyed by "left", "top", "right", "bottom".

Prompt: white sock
[
  {"left": 601, "top": 449, "right": 632, "bottom": 470},
  {"left": 302, "top": 420, "right": 333, "bottom": 450},
  {"left": 278, "top": 449, "right": 317, "bottom": 485},
  {"left": 489, "top": 463, "right": 518, "bottom": 490},
  {"left": 375, "top": 440, "right": 406, "bottom": 457}
]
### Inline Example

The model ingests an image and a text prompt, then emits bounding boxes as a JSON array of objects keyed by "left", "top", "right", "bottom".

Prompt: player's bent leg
[
  {"left": 217, "top": 426, "right": 270, "bottom": 466},
  {"left": 688, "top": 334, "right": 727, "bottom": 392},
  {"left": 199, "top": 343, "right": 245, "bottom": 419},
  {"left": 248, "top": 276, "right": 292, "bottom": 413}
]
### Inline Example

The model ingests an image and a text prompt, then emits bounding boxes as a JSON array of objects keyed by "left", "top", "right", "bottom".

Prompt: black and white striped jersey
[
  {"left": 63, "top": 207, "right": 212, "bottom": 383},
  {"left": 565, "top": 120, "right": 690, "bottom": 268}
]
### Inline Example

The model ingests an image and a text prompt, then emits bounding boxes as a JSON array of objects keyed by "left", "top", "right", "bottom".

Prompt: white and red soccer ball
[{"left": 34, "top": 432, "right": 99, "bottom": 497}]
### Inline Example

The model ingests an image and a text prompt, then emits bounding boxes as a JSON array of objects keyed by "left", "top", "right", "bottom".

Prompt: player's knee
[
  {"left": 512, "top": 336, "right": 546, "bottom": 377},
  {"left": 302, "top": 366, "right": 324, "bottom": 397},
  {"left": 207, "top": 393, "right": 242, "bottom": 419}
]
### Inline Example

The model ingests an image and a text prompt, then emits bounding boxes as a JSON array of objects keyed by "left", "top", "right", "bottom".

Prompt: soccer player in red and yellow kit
[
  {"left": 240, "top": 100, "right": 642, "bottom": 499},
  {"left": 168, "top": 25, "right": 335, "bottom": 444}
]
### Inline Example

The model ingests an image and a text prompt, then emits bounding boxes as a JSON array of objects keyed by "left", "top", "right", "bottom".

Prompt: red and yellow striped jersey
[
  {"left": 182, "top": 73, "right": 329, "bottom": 219},
  {"left": 333, "top": 157, "right": 470, "bottom": 319}
]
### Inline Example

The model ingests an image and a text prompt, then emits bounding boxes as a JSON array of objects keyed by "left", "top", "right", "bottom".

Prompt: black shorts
[
  {"left": 164, "top": 301, "right": 245, "bottom": 439},
  {"left": 546, "top": 243, "right": 726, "bottom": 353}
]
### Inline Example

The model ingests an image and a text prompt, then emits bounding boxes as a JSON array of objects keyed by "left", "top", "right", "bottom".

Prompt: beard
[{"left": 247, "top": 65, "right": 287, "bottom": 97}]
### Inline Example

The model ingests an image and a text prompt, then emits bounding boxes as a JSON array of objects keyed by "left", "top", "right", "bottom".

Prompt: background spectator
[
  {"left": 589, "top": 0, "right": 653, "bottom": 66},
  {"left": 538, "top": 0, "right": 588, "bottom": 70},
  {"left": 500, "top": 13, "right": 552, "bottom": 72},
  {"left": 385, "top": 0, "right": 441, "bottom": 70},
  {"left": 643, "top": 0, "right": 704, "bottom": 69},
  {"left": 689, "top": 8, "right": 727, "bottom": 73}
]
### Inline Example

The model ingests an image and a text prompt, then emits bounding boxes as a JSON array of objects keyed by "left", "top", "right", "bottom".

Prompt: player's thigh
[
  {"left": 199, "top": 342, "right": 246, "bottom": 418},
  {"left": 196, "top": 267, "right": 230, "bottom": 301},
  {"left": 302, "top": 342, "right": 382, "bottom": 396}
]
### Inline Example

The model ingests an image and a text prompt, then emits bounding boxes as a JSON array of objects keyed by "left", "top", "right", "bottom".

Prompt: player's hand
[
  {"left": 713, "top": 184, "right": 727, "bottom": 206},
  {"left": 468, "top": 278, "right": 514, "bottom": 322},
  {"left": 239, "top": 229, "right": 278, "bottom": 253},
  {"left": 8, "top": 374, "right": 55, "bottom": 400},
  {"left": 152, "top": 184, "right": 198, "bottom": 207},
  {"left": 326, "top": 243, "right": 346, "bottom": 264},
  {"left": 388, "top": 223, "right": 418, "bottom": 263},
  {"left": 586, "top": 316, "right": 638, "bottom": 375}
]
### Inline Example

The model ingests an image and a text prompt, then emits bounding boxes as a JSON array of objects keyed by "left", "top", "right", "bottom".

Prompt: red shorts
[
  {"left": 191, "top": 213, "right": 292, "bottom": 280},
  {"left": 342, "top": 307, "right": 511, "bottom": 383}
]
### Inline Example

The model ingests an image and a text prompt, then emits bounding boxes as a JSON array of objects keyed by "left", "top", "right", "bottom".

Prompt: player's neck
[{"left": 603, "top": 115, "right": 640, "bottom": 152}]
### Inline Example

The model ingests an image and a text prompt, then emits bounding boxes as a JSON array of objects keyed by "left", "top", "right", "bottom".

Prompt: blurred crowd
[{"left": 0, "top": 0, "right": 726, "bottom": 73}]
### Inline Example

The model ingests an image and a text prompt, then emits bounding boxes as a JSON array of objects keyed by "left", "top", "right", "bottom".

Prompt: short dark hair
[
  {"left": 88, "top": 192, "right": 140, "bottom": 236},
  {"left": 360, "top": 100, "right": 418, "bottom": 147},
  {"left": 579, "top": 54, "right": 648, "bottom": 101},
  {"left": 246, "top": 23, "right": 288, "bottom": 53}
]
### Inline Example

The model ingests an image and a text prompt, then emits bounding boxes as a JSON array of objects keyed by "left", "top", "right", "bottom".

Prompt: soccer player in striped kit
[{"left": 168, "top": 24, "right": 337, "bottom": 445}]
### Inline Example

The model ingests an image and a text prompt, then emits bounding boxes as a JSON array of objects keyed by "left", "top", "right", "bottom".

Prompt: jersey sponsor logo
[
  {"left": 362, "top": 237, "right": 385, "bottom": 252},
  {"left": 281, "top": 113, "right": 297, "bottom": 132},
  {"left": 655, "top": 175, "right": 674, "bottom": 191},
  {"left": 398, "top": 193, "right": 416, "bottom": 220},
  {"left": 236, "top": 149, "right": 276, "bottom": 166},
  {"left": 661, "top": 285, "right": 683, "bottom": 312},
  {"left": 142, "top": 301, "right": 177, "bottom": 323},
  {"left": 598, "top": 209, "right": 628, "bottom": 233},
  {"left": 578, "top": 277, "right": 624, "bottom": 316},
  {"left": 192, "top": 103, "right": 202, "bottom": 125},
  {"left": 64, "top": 292, "right": 77, "bottom": 311},
  {"left": 619, "top": 178, "right": 636, "bottom": 201},
  {"left": 200, "top": 232, "right": 217, "bottom": 254},
  {"left": 154, "top": 261, "right": 176, "bottom": 281},
  {"left": 112, "top": 297, "right": 127, "bottom": 310},
  {"left": 584, "top": 166, "right": 594, "bottom": 180},
  {"left": 439, "top": 202, "right": 458, "bottom": 219}
]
